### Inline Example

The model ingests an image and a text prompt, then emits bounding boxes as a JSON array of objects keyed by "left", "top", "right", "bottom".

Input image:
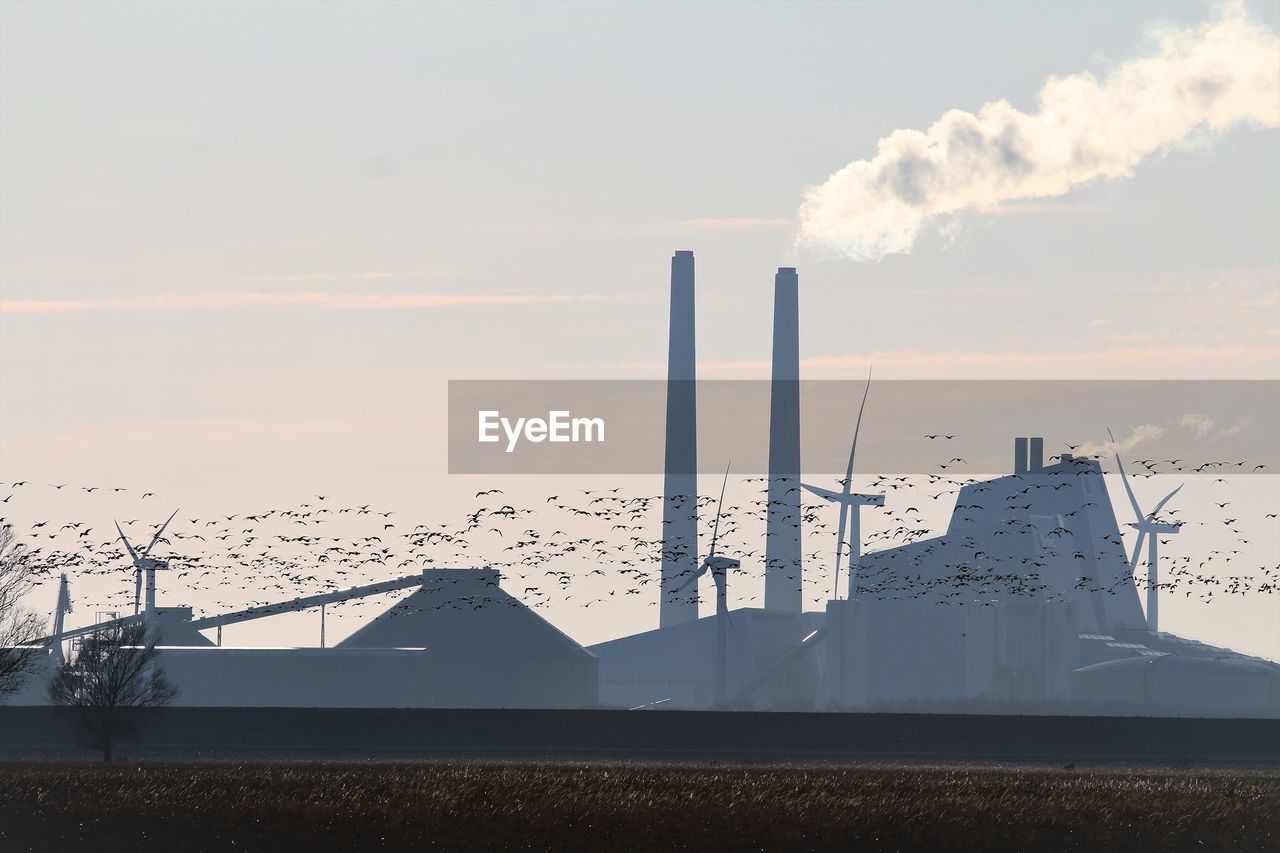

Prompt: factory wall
[
  {"left": 156, "top": 648, "right": 428, "bottom": 708},
  {"left": 997, "top": 601, "right": 1077, "bottom": 701},
  {"left": 3, "top": 649, "right": 55, "bottom": 706},
  {"left": 150, "top": 646, "right": 597, "bottom": 709},
  {"left": 590, "top": 608, "right": 821, "bottom": 710},
  {"left": 1072, "top": 655, "right": 1280, "bottom": 717},
  {"left": 822, "top": 598, "right": 1079, "bottom": 708}
]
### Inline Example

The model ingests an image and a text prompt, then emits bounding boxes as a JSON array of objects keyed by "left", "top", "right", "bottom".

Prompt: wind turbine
[
  {"left": 675, "top": 464, "right": 739, "bottom": 707},
  {"left": 115, "top": 509, "right": 179, "bottom": 630},
  {"left": 49, "top": 574, "right": 73, "bottom": 664},
  {"left": 1110, "top": 431, "right": 1181, "bottom": 632},
  {"left": 802, "top": 370, "right": 884, "bottom": 599}
]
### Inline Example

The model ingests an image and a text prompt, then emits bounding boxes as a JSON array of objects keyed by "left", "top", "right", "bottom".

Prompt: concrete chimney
[
  {"left": 660, "top": 250, "right": 699, "bottom": 628},
  {"left": 765, "top": 267, "right": 802, "bottom": 614},
  {"left": 1014, "top": 437, "right": 1028, "bottom": 475},
  {"left": 1028, "top": 437, "right": 1044, "bottom": 472}
]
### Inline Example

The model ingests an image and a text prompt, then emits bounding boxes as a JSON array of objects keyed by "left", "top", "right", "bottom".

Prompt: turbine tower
[
  {"left": 675, "top": 464, "right": 739, "bottom": 707},
  {"left": 1112, "top": 438, "right": 1182, "bottom": 633},
  {"left": 802, "top": 371, "right": 884, "bottom": 599},
  {"left": 115, "top": 509, "right": 179, "bottom": 631}
]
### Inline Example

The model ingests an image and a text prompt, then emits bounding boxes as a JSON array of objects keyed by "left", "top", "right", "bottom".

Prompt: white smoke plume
[
  {"left": 797, "top": 2, "right": 1280, "bottom": 261},
  {"left": 1076, "top": 424, "right": 1166, "bottom": 458}
]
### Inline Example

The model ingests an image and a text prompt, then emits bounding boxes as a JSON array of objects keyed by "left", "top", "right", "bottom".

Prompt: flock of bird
[{"left": 1, "top": 439, "right": 1276, "bottom": 635}]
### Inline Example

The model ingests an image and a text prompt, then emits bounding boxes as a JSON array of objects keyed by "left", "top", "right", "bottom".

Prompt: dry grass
[{"left": 0, "top": 760, "right": 1276, "bottom": 852}]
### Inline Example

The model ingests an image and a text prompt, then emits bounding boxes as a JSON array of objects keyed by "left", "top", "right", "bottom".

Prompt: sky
[{"left": 1, "top": 0, "right": 1278, "bottom": 658}]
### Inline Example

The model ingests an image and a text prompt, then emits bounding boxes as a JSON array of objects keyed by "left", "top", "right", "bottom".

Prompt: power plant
[{"left": 10, "top": 249, "right": 1279, "bottom": 718}]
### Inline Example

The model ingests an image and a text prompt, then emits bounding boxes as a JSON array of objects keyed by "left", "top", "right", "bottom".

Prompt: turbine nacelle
[
  {"left": 674, "top": 554, "right": 740, "bottom": 597},
  {"left": 1126, "top": 521, "right": 1183, "bottom": 534},
  {"left": 704, "top": 555, "right": 740, "bottom": 574},
  {"left": 801, "top": 482, "right": 885, "bottom": 507}
]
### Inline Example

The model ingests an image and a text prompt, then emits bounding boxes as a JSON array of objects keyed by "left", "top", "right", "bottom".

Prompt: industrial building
[
  {"left": 19, "top": 568, "right": 597, "bottom": 709},
  {"left": 10, "top": 248, "right": 1279, "bottom": 718},
  {"left": 148, "top": 568, "right": 597, "bottom": 708}
]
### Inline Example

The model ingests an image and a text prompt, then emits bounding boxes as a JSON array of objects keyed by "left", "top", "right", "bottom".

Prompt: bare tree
[
  {"left": 0, "top": 525, "right": 45, "bottom": 701},
  {"left": 47, "top": 621, "right": 178, "bottom": 762}
]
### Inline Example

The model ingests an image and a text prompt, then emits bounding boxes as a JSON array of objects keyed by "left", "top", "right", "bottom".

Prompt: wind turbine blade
[
  {"left": 829, "top": 368, "right": 871, "bottom": 599},
  {"left": 673, "top": 566, "right": 706, "bottom": 595},
  {"left": 115, "top": 521, "right": 139, "bottom": 562},
  {"left": 1150, "top": 484, "right": 1184, "bottom": 518},
  {"left": 708, "top": 463, "right": 730, "bottom": 558},
  {"left": 800, "top": 482, "right": 842, "bottom": 502},
  {"left": 146, "top": 508, "right": 180, "bottom": 555},
  {"left": 1108, "top": 429, "right": 1145, "bottom": 522},
  {"left": 844, "top": 367, "right": 872, "bottom": 493},
  {"left": 1128, "top": 527, "right": 1148, "bottom": 573}
]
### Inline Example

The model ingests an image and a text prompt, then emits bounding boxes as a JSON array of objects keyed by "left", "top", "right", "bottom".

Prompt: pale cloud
[
  {"left": 1242, "top": 290, "right": 1280, "bottom": 309},
  {"left": 0, "top": 263, "right": 198, "bottom": 276},
  {"left": 0, "top": 292, "right": 631, "bottom": 314},
  {"left": 1179, "top": 412, "right": 1255, "bottom": 440},
  {"left": 1213, "top": 417, "right": 1251, "bottom": 439},
  {"left": 552, "top": 343, "right": 1280, "bottom": 380},
  {"left": 1102, "top": 332, "right": 1157, "bottom": 344},
  {"left": 240, "top": 272, "right": 417, "bottom": 283},
  {"left": 0, "top": 415, "right": 438, "bottom": 472},
  {"left": 675, "top": 217, "right": 792, "bottom": 230},
  {"left": 1, "top": 266, "right": 448, "bottom": 285},
  {"left": 718, "top": 344, "right": 1280, "bottom": 379},
  {"left": 508, "top": 216, "right": 790, "bottom": 235},
  {"left": 1180, "top": 412, "right": 1216, "bottom": 436}
]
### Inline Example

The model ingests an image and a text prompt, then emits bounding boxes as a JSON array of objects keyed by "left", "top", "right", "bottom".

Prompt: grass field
[{"left": 0, "top": 760, "right": 1276, "bottom": 852}]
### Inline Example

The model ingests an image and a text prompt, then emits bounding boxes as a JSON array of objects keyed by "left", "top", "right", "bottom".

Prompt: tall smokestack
[
  {"left": 660, "top": 250, "right": 698, "bottom": 628},
  {"left": 765, "top": 267, "right": 802, "bottom": 613}
]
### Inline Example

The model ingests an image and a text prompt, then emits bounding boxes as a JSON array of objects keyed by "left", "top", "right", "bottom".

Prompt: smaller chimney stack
[
  {"left": 1014, "top": 437, "right": 1029, "bottom": 475},
  {"left": 1029, "top": 437, "right": 1044, "bottom": 472}
]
